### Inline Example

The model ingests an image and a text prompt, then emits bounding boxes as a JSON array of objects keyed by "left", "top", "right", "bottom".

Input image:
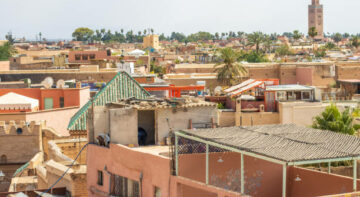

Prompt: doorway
[{"left": 138, "top": 110, "right": 155, "bottom": 145}]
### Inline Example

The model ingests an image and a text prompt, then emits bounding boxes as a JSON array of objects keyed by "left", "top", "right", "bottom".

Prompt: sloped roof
[
  {"left": 179, "top": 124, "right": 360, "bottom": 164},
  {"left": 67, "top": 72, "right": 150, "bottom": 131}
]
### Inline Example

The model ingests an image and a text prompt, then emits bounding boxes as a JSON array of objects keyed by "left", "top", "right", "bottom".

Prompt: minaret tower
[{"left": 308, "top": 0, "right": 324, "bottom": 39}]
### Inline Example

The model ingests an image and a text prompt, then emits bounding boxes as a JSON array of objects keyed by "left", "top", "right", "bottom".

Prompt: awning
[
  {"left": 0, "top": 92, "right": 39, "bottom": 110},
  {"left": 228, "top": 81, "right": 264, "bottom": 97},
  {"left": 224, "top": 79, "right": 255, "bottom": 93}
]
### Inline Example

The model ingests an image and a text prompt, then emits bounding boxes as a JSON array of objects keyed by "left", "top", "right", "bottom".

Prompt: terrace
[{"left": 174, "top": 124, "right": 360, "bottom": 197}]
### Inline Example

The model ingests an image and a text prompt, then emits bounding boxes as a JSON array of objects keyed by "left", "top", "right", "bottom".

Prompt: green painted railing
[
  {"left": 13, "top": 162, "right": 29, "bottom": 177},
  {"left": 67, "top": 71, "right": 150, "bottom": 131}
]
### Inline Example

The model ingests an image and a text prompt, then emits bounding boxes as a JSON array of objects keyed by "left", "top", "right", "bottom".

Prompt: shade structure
[{"left": 0, "top": 92, "right": 39, "bottom": 110}]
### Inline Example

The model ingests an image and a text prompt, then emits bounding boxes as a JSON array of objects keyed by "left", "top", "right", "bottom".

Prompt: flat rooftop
[{"left": 131, "top": 145, "right": 170, "bottom": 158}]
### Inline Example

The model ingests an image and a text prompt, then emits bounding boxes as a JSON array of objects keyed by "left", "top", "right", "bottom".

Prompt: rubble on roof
[{"left": 108, "top": 96, "right": 217, "bottom": 110}]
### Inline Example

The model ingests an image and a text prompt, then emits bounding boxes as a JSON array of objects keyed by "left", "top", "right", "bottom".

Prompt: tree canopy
[
  {"left": 214, "top": 48, "right": 247, "bottom": 86},
  {"left": 312, "top": 104, "right": 360, "bottom": 135},
  {"left": 247, "top": 32, "right": 265, "bottom": 53},
  {"left": 308, "top": 27, "right": 318, "bottom": 40},
  {"left": 72, "top": 27, "right": 94, "bottom": 41},
  {"left": 0, "top": 42, "right": 16, "bottom": 61}
]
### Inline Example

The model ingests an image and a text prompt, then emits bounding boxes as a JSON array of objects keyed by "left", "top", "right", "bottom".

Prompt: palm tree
[
  {"left": 263, "top": 36, "right": 272, "bottom": 54},
  {"left": 247, "top": 32, "right": 265, "bottom": 53},
  {"left": 312, "top": 104, "right": 360, "bottom": 135},
  {"left": 214, "top": 48, "right": 247, "bottom": 86},
  {"left": 308, "top": 27, "right": 318, "bottom": 41},
  {"left": 293, "top": 30, "right": 302, "bottom": 41}
]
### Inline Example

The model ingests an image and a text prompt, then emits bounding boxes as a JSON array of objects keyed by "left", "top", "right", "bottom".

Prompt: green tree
[
  {"left": 343, "top": 33, "right": 350, "bottom": 38},
  {"left": 5, "top": 32, "right": 15, "bottom": 44},
  {"left": 187, "top": 31, "right": 214, "bottom": 42},
  {"left": 215, "top": 32, "right": 220, "bottom": 40},
  {"left": 308, "top": 27, "right": 318, "bottom": 40},
  {"left": 170, "top": 32, "right": 186, "bottom": 42},
  {"left": 351, "top": 36, "right": 360, "bottom": 49},
  {"left": 240, "top": 51, "right": 269, "bottom": 63},
  {"left": 314, "top": 47, "right": 326, "bottom": 57},
  {"left": 332, "top": 33, "right": 343, "bottom": 44},
  {"left": 247, "top": 32, "right": 265, "bottom": 53},
  {"left": 312, "top": 104, "right": 360, "bottom": 135},
  {"left": 324, "top": 42, "right": 336, "bottom": 50},
  {"left": 293, "top": 30, "right": 302, "bottom": 41},
  {"left": 263, "top": 36, "right": 273, "bottom": 53},
  {"left": 0, "top": 42, "right": 16, "bottom": 61},
  {"left": 275, "top": 44, "right": 292, "bottom": 57},
  {"left": 214, "top": 48, "right": 247, "bottom": 86},
  {"left": 72, "top": 27, "right": 94, "bottom": 41}
]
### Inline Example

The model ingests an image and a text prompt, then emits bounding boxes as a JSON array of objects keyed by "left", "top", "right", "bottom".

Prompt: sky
[{"left": 0, "top": 0, "right": 359, "bottom": 40}]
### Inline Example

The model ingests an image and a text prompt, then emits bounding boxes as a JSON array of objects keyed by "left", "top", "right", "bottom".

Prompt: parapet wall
[
  {"left": 0, "top": 121, "right": 41, "bottom": 136},
  {"left": 0, "top": 121, "right": 42, "bottom": 164}
]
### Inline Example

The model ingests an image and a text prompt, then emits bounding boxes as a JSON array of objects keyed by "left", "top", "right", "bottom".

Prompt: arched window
[{"left": 0, "top": 155, "right": 7, "bottom": 164}]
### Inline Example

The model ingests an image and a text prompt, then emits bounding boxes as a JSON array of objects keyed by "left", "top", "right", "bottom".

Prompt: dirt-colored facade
[{"left": 0, "top": 121, "right": 42, "bottom": 164}]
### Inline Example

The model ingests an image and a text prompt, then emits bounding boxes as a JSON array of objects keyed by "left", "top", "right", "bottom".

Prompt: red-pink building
[
  {"left": 68, "top": 50, "right": 111, "bottom": 64},
  {"left": 86, "top": 117, "right": 360, "bottom": 197}
]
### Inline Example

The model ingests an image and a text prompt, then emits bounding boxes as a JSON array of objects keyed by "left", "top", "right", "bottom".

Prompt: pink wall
[
  {"left": 178, "top": 152, "right": 283, "bottom": 197},
  {"left": 288, "top": 167, "right": 360, "bottom": 197},
  {"left": 241, "top": 100, "right": 264, "bottom": 111},
  {"left": 25, "top": 107, "right": 80, "bottom": 136},
  {"left": 87, "top": 144, "right": 172, "bottom": 197},
  {"left": 87, "top": 144, "right": 249, "bottom": 197},
  {"left": 296, "top": 67, "right": 313, "bottom": 86},
  {"left": 0, "top": 107, "right": 79, "bottom": 136}
]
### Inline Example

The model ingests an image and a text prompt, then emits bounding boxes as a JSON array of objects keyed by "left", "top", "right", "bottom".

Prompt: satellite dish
[
  {"left": 41, "top": 77, "right": 54, "bottom": 89},
  {"left": 56, "top": 79, "right": 65, "bottom": 88},
  {"left": 214, "top": 86, "right": 222, "bottom": 96}
]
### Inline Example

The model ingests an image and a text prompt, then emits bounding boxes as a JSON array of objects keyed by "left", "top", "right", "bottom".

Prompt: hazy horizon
[{"left": 1, "top": 0, "right": 360, "bottom": 40}]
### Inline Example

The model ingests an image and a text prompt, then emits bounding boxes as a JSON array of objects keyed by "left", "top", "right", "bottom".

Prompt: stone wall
[{"left": 0, "top": 121, "right": 42, "bottom": 164}]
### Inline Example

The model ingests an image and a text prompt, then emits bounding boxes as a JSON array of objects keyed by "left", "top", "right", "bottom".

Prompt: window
[
  {"left": 0, "top": 155, "right": 7, "bottom": 164},
  {"left": 75, "top": 55, "right": 81, "bottom": 61},
  {"left": 276, "top": 91, "right": 287, "bottom": 101},
  {"left": 301, "top": 91, "right": 311, "bottom": 100},
  {"left": 16, "top": 128, "right": 23, "bottom": 134},
  {"left": 82, "top": 54, "right": 89, "bottom": 60},
  {"left": 97, "top": 170, "right": 103, "bottom": 186},
  {"left": 89, "top": 54, "right": 96, "bottom": 59},
  {"left": 111, "top": 175, "right": 140, "bottom": 197},
  {"left": 287, "top": 92, "right": 295, "bottom": 101},
  {"left": 154, "top": 187, "right": 161, "bottom": 197},
  {"left": 60, "top": 97, "right": 64, "bottom": 108}
]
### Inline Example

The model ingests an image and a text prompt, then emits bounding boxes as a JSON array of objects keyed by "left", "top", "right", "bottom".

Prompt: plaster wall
[
  {"left": 155, "top": 106, "right": 217, "bottom": 144},
  {"left": 109, "top": 108, "right": 138, "bottom": 145}
]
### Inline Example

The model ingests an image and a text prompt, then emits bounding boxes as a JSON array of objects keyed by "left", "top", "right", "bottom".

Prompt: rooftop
[
  {"left": 109, "top": 96, "right": 216, "bottom": 110},
  {"left": 178, "top": 124, "right": 360, "bottom": 164},
  {"left": 266, "top": 84, "right": 314, "bottom": 91}
]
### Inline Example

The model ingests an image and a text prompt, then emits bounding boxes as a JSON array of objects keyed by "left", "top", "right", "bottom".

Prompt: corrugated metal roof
[
  {"left": 67, "top": 72, "right": 150, "bottom": 131},
  {"left": 179, "top": 124, "right": 360, "bottom": 163}
]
